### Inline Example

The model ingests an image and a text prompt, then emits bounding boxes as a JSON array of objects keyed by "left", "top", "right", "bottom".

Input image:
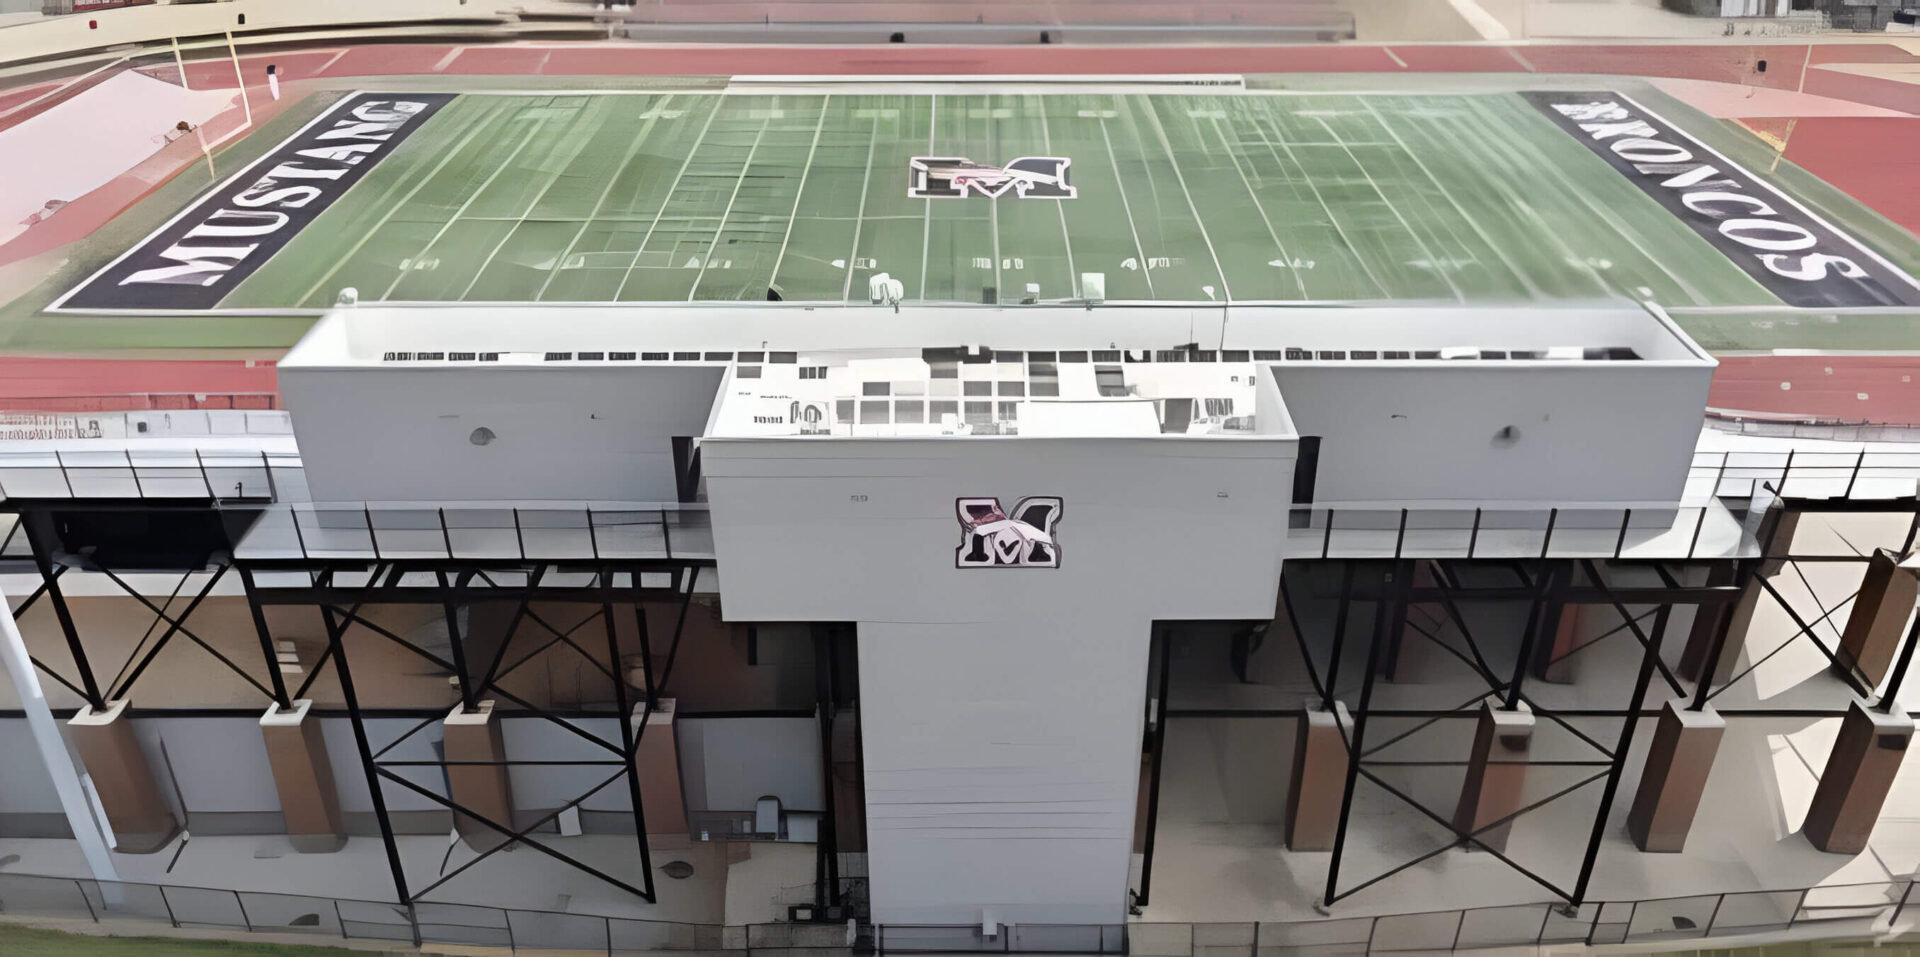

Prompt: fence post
[
  {"left": 408, "top": 902, "right": 422, "bottom": 948},
  {"left": 74, "top": 879, "right": 97, "bottom": 922},
  {"left": 503, "top": 908, "right": 516, "bottom": 951},
  {"left": 334, "top": 899, "right": 346, "bottom": 938},
  {"left": 606, "top": 914, "right": 614, "bottom": 956},
  {"left": 1703, "top": 893, "right": 1725, "bottom": 937},
  {"left": 1843, "top": 448, "right": 1865, "bottom": 498},
  {"left": 160, "top": 884, "right": 178, "bottom": 927},
  {"left": 235, "top": 889, "right": 252, "bottom": 932}
]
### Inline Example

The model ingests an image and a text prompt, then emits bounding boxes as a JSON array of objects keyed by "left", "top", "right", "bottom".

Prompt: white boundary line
[
  {"left": 1205, "top": 110, "right": 1308, "bottom": 300},
  {"left": 1619, "top": 92, "right": 1920, "bottom": 297},
  {"left": 918, "top": 95, "right": 936, "bottom": 301},
  {"left": 375, "top": 107, "right": 549, "bottom": 301},
  {"left": 455, "top": 99, "right": 621, "bottom": 302},
  {"left": 1140, "top": 98, "right": 1230, "bottom": 301},
  {"left": 610, "top": 97, "right": 724, "bottom": 302},
  {"left": 290, "top": 97, "right": 505, "bottom": 306},
  {"left": 49, "top": 89, "right": 377, "bottom": 313},
  {"left": 532, "top": 93, "right": 679, "bottom": 302},
  {"left": 838, "top": 113, "right": 883, "bottom": 304},
  {"left": 685, "top": 115, "right": 770, "bottom": 299},
  {"left": 1096, "top": 110, "right": 1153, "bottom": 298},
  {"left": 1245, "top": 100, "right": 1391, "bottom": 299},
  {"left": 767, "top": 95, "right": 832, "bottom": 298},
  {"left": 1357, "top": 97, "right": 1544, "bottom": 300},
  {"left": 1035, "top": 99, "right": 1078, "bottom": 300},
  {"left": 1307, "top": 111, "right": 1463, "bottom": 303}
]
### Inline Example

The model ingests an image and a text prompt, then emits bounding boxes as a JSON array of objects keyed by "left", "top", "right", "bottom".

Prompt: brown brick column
[
  {"left": 260, "top": 699, "right": 345, "bottom": 853},
  {"left": 631, "top": 698, "right": 687, "bottom": 838},
  {"left": 1285, "top": 703, "right": 1350, "bottom": 851},
  {"left": 1803, "top": 702, "right": 1913, "bottom": 855},
  {"left": 1836, "top": 550, "right": 1918, "bottom": 687},
  {"left": 444, "top": 700, "right": 514, "bottom": 852},
  {"left": 67, "top": 700, "right": 179, "bottom": 853},
  {"left": 1452, "top": 702, "right": 1533, "bottom": 853},
  {"left": 1626, "top": 703, "right": 1724, "bottom": 852}
]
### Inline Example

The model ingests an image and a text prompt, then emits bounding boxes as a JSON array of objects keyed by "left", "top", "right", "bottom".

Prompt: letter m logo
[{"left": 956, "top": 497, "right": 1063, "bottom": 568}]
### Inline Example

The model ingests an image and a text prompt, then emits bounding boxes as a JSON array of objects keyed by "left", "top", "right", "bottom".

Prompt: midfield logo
[
  {"left": 909, "top": 156, "right": 1077, "bottom": 199},
  {"left": 956, "top": 497, "right": 1063, "bottom": 569}
]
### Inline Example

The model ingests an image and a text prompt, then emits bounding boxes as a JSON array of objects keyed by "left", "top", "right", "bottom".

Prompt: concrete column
[
  {"left": 1452, "top": 702, "right": 1533, "bottom": 853},
  {"left": 259, "top": 699, "right": 345, "bottom": 853},
  {"left": 1836, "top": 550, "right": 1918, "bottom": 687},
  {"left": 443, "top": 700, "right": 514, "bottom": 852},
  {"left": 67, "top": 700, "right": 179, "bottom": 854},
  {"left": 631, "top": 697, "right": 687, "bottom": 838},
  {"left": 1286, "top": 703, "right": 1350, "bottom": 851},
  {"left": 1803, "top": 702, "right": 1914, "bottom": 854},
  {"left": 1626, "top": 703, "right": 1725, "bottom": 852}
]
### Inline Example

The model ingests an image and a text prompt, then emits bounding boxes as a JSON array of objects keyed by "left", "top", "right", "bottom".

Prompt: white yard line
[
  {"left": 531, "top": 94, "right": 678, "bottom": 302},
  {"left": 1141, "top": 102, "right": 1229, "bottom": 302},
  {"left": 1310, "top": 113, "right": 1464, "bottom": 303},
  {"left": 686, "top": 116, "right": 772, "bottom": 300},
  {"left": 376, "top": 110, "right": 549, "bottom": 302},
  {"left": 611, "top": 98, "right": 724, "bottom": 302},
  {"left": 1245, "top": 101, "right": 1391, "bottom": 299},
  {"left": 455, "top": 101, "right": 616, "bottom": 301},
  {"left": 1208, "top": 113, "right": 1308, "bottom": 300},
  {"left": 839, "top": 116, "right": 882, "bottom": 303},
  {"left": 1097, "top": 112, "right": 1154, "bottom": 298},
  {"left": 767, "top": 95, "right": 832, "bottom": 295},
  {"left": 919, "top": 95, "right": 936, "bottom": 301},
  {"left": 1035, "top": 101, "right": 1078, "bottom": 299},
  {"left": 290, "top": 98, "right": 505, "bottom": 306},
  {"left": 1357, "top": 97, "right": 1544, "bottom": 300},
  {"left": 1471, "top": 97, "right": 1709, "bottom": 304}
]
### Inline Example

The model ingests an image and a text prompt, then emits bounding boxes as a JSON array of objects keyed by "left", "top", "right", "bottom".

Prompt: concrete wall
[
  {"left": 1272, "top": 363, "right": 1712, "bottom": 508},
  {"left": 702, "top": 435, "right": 1296, "bottom": 926},
  {"left": 678, "top": 716, "right": 822, "bottom": 813},
  {"left": 280, "top": 365, "right": 725, "bottom": 503}
]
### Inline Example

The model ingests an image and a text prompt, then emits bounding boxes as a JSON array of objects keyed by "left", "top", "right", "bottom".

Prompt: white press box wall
[{"left": 701, "top": 437, "right": 1299, "bottom": 925}]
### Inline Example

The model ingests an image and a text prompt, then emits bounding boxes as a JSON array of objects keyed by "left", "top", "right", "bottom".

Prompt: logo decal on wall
[
  {"left": 957, "top": 497, "right": 1063, "bottom": 568},
  {"left": 910, "top": 157, "right": 1076, "bottom": 199}
]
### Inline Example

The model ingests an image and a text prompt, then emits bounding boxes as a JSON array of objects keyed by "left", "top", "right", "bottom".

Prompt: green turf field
[{"left": 218, "top": 89, "right": 1792, "bottom": 310}]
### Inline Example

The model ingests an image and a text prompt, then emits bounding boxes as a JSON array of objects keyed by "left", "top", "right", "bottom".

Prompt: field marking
[
  {"left": 1144, "top": 93, "right": 1234, "bottom": 301},
  {"left": 1096, "top": 112, "right": 1154, "bottom": 298},
  {"left": 766, "top": 95, "right": 832, "bottom": 298},
  {"left": 376, "top": 108, "right": 549, "bottom": 302},
  {"left": 1410, "top": 97, "right": 1610, "bottom": 299},
  {"left": 532, "top": 94, "right": 679, "bottom": 301},
  {"left": 456, "top": 99, "right": 620, "bottom": 301},
  {"left": 919, "top": 96, "right": 938, "bottom": 300},
  {"left": 1307, "top": 111, "right": 1464, "bottom": 303},
  {"left": 1621, "top": 92, "right": 1920, "bottom": 298},
  {"left": 1383, "top": 47, "right": 1409, "bottom": 69},
  {"left": 839, "top": 116, "right": 883, "bottom": 303},
  {"left": 687, "top": 114, "right": 774, "bottom": 299},
  {"left": 1206, "top": 111, "right": 1308, "bottom": 300},
  {"left": 1036, "top": 102, "right": 1078, "bottom": 299},
  {"left": 288, "top": 97, "right": 507, "bottom": 307},
  {"left": 1470, "top": 96, "right": 1710, "bottom": 305},
  {"left": 1244, "top": 102, "right": 1391, "bottom": 299},
  {"left": 611, "top": 98, "right": 724, "bottom": 302},
  {"left": 1357, "top": 97, "right": 1544, "bottom": 300}
]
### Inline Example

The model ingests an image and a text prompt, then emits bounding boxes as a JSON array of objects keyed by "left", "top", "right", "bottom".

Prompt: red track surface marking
[
  {"left": 0, "top": 357, "right": 279, "bottom": 410},
  {"left": 1708, "top": 356, "right": 1920, "bottom": 423},
  {"left": 1801, "top": 67, "right": 1920, "bottom": 116},
  {"left": 1778, "top": 117, "right": 1920, "bottom": 234},
  {"left": 1524, "top": 44, "right": 1806, "bottom": 89},
  {"left": 1808, "top": 43, "right": 1919, "bottom": 65},
  {"left": 446, "top": 45, "right": 553, "bottom": 75},
  {"left": 316, "top": 44, "right": 455, "bottom": 78},
  {"left": 1390, "top": 46, "right": 1524, "bottom": 73}
]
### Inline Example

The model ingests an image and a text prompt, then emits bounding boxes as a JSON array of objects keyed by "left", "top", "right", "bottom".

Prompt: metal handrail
[{"left": 0, "top": 870, "right": 1908, "bottom": 955}]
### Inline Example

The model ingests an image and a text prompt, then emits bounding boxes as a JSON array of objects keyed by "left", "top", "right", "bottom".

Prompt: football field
[{"left": 196, "top": 87, "right": 1796, "bottom": 311}]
